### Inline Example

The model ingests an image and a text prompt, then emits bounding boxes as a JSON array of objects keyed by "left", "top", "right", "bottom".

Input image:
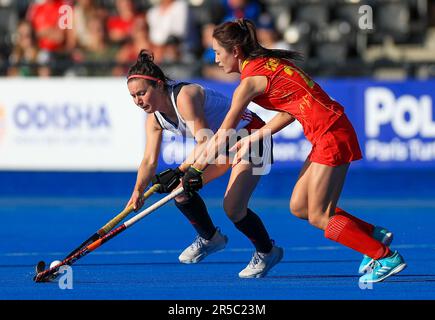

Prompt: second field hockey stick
[{"left": 33, "top": 187, "right": 184, "bottom": 283}]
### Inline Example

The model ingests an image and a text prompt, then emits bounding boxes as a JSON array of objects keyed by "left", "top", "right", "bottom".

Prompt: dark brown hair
[
  {"left": 127, "top": 50, "right": 172, "bottom": 88},
  {"left": 212, "top": 19, "right": 302, "bottom": 62}
]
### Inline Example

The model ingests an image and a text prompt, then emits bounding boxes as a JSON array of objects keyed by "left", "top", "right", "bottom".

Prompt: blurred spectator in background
[
  {"left": 221, "top": 0, "right": 261, "bottom": 23},
  {"left": 107, "top": 0, "right": 142, "bottom": 45},
  {"left": 161, "top": 35, "right": 183, "bottom": 64},
  {"left": 201, "top": 23, "right": 216, "bottom": 66},
  {"left": 0, "top": 0, "right": 18, "bottom": 73},
  {"left": 160, "top": 35, "right": 199, "bottom": 79},
  {"left": 71, "top": 16, "right": 118, "bottom": 76},
  {"left": 115, "top": 17, "right": 153, "bottom": 76},
  {"left": 70, "top": 0, "right": 108, "bottom": 49},
  {"left": 430, "top": 0, "right": 435, "bottom": 27},
  {"left": 200, "top": 23, "right": 239, "bottom": 82},
  {"left": 256, "top": 13, "right": 291, "bottom": 51},
  {"left": 146, "top": 0, "right": 196, "bottom": 64},
  {"left": 7, "top": 20, "right": 40, "bottom": 76},
  {"left": 26, "top": 0, "right": 72, "bottom": 76}
]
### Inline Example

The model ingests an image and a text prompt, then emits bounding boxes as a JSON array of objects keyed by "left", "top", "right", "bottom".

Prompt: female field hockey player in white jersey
[{"left": 125, "top": 50, "right": 283, "bottom": 278}]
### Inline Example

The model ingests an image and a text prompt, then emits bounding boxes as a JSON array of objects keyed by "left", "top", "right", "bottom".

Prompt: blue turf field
[{"left": 1, "top": 169, "right": 435, "bottom": 300}]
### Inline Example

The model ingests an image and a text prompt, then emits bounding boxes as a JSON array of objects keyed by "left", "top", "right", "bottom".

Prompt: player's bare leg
[
  {"left": 289, "top": 159, "right": 311, "bottom": 220},
  {"left": 225, "top": 162, "right": 283, "bottom": 278}
]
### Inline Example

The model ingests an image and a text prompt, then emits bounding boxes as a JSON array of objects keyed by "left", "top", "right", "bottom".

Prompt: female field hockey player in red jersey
[
  {"left": 125, "top": 50, "right": 283, "bottom": 278},
  {"left": 181, "top": 19, "right": 406, "bottom": 283}
]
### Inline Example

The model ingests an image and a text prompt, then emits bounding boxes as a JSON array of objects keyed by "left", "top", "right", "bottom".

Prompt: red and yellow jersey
[{"left": 240, "top": 57, "right": 344, "bottom": 144}]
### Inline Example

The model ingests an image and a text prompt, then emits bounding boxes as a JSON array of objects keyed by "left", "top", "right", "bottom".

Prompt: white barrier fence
[{"left": 0, "top": 78, "right": 145, "bottom": 171}]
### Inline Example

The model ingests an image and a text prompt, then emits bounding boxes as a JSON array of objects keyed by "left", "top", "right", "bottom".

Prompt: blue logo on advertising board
[{"left": 13, "top": 103, "right": 110, "bottom": 130}]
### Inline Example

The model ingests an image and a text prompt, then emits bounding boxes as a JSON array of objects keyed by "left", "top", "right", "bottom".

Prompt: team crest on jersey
[
  {"left": 283, "top": 66, "right": 294, "bottom": 76},
  {"left": 241, "top": 59, "right": 250, "bottom": 71},
  {"left": 265, "top": 58, "right": 280, "bottom": 72}
]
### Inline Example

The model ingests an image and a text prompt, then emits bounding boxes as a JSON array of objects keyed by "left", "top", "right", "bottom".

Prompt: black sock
[
  {"left": 234, "top": 208, "right": 273, "bottom": 253},
  {"left": 175, "top": 192, "right": 216, "bottom": 240}
]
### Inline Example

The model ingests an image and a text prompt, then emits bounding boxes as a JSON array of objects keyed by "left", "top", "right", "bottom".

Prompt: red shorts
[{"left": 308, "top": 114, "right": 362, "bottom": 166}]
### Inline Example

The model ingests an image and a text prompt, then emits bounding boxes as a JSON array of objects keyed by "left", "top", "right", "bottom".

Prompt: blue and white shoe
[
  {"left": 358, "top": 226, "right": 393, "bottom": 274},
  {"left": 359, "top": 251, "right": 406, "bottom": 283},
  {"left": 179, "top": 228, "right": 228, "bottom": 264},
  {"left": 239, "top": 245, "right": 284, "bottom": 278}
]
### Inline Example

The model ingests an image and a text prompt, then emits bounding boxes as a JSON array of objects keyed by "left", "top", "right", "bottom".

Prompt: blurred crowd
[
  {"left": 1, "top": 0, "right": 288, "bottom": 80},
  {"left": 1, "top": 0, "right": 435, "bottom": 80}
]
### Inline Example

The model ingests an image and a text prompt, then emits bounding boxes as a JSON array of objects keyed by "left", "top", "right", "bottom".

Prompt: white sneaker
[
  {"left": 178, "top": 228, "right": 228, "bottom": 264},
  {"left": 239, "top": 245, "right": 284, "bottom": 278}
]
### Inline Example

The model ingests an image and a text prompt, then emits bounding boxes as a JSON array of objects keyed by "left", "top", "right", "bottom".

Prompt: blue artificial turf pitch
[{"left": 1, "top": 169, "right": 434, "bottom": 300}]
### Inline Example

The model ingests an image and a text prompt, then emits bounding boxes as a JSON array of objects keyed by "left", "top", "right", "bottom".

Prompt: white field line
[
  {"left": 2, "top": 243, "right": 435, "bottom": 257},
  {"left": 1, "top": 197, "right": 435, "bottom": 208}
]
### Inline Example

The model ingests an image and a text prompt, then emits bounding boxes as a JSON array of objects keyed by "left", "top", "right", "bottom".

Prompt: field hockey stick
[
  {"left": 33, "top": 187, "right": 184, "bottom": 283},
  {"left": 63, "top": 184, "right": 161, "bottom": 259},
  {"left": 36, "top": 184, "right": 161, "bottom": 274}
]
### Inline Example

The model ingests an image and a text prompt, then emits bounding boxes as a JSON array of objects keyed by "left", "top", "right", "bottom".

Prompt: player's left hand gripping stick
[{"left": 33, "top": 187, "right": 184, "bottom": 283}]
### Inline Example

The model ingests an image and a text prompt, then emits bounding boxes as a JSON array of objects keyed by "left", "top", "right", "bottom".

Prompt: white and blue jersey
[{"left": 154, "top": 82, "right": 254, "bottom": 137}]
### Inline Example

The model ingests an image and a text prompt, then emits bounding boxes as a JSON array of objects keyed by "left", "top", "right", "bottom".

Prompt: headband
[{"left": 127, "top": 74, "right": 163, "bottom": 83}]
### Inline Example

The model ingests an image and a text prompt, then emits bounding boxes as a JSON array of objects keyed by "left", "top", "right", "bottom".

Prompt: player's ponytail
[
  {"left": 127, "top": 50, "right": 173, "bottom": 88},
  {"left": 136, "top": 50, "right": 154, "bottom": 65},
  {"left": 213, "top": 19, "right": 303, "bottom": 62}
]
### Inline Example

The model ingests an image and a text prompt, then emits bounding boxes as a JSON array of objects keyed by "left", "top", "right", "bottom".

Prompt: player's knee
[
  {"left": 308, "top": 212, "right": 329, "bottom": 230},
  {"left": 223, "top": 198, "right": 246, "bottom": 222},
  {"left": 289, "top": 199, "right": 308, "bottom": 220}
]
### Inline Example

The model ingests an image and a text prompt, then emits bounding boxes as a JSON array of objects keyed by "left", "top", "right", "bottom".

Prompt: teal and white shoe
[
  {"left": 359, "top": 251, "right": 406, "bottom": 284},
  {"left": 358, "top": 226, "right": 393, "bottom": 274}
]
